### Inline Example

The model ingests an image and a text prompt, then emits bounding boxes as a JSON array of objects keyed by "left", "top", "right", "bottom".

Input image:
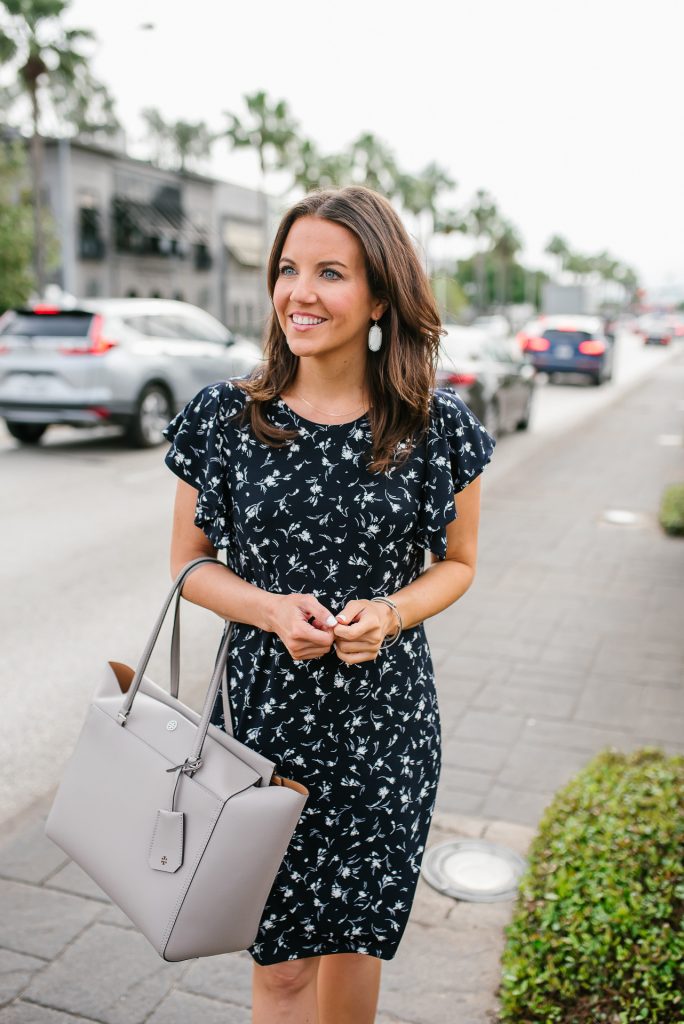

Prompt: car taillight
[
  {"left": 59, "top": 314, "right": 118, "bottom": 355},
  {"left": 33, "top": 305, "right": 62, "bottom": 314},
  {"left": 447, "top": 372, "right": 477, "bottom": 386},
  {"left": 524, "top": 336, "right": 550, "bottom": 352},
  {"left": 578, "top": 339, "right": 605, "bottom": 355}
]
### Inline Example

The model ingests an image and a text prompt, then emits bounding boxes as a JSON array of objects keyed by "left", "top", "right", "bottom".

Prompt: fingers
[
  {"left": 298, "top": 594, "right": 338, "bottom": 629},
  {"left": 334, "top": 600, "right": 366, "bottom": 628},
  {"left": 334, "top": 601, "right": 384, "bottom": 642},
  {"left": 335, "top": 648, "right": 379, "bottom": 664},
  {"left": 277, "top": 595, "right": 387, "bottom": 664}
]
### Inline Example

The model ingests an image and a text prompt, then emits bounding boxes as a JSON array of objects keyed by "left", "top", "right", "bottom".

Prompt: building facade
[{"left": 40, "top": 137, "right": 270, "bottom": 338}]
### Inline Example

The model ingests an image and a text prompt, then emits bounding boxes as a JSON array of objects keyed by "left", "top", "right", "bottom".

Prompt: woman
[{"left": 162, "top": 185, "right": 495, "bottom": 1023}]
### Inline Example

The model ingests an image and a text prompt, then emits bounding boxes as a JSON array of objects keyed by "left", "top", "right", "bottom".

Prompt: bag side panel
[{"left": 163, "top": 785, "right": 308, "bottom": 960}]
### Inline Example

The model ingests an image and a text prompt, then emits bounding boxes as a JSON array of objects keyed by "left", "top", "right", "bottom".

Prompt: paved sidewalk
[
  {"left": 1, "top": 355, "right": 682, "bottom": 1024},
  {"left": 426, "top": 350, "right": 684, "bottom": 826}
]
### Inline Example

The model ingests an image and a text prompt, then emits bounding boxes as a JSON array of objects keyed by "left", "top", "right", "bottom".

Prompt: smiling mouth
[{"left": 290, "top": 314, "right": 327, "bottom": 326}]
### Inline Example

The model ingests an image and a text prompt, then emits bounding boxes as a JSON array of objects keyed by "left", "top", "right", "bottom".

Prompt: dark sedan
[
  {"left": 436, "top": 326, "right": 536, "bottom": 437},
  {"left": 520, "top": 315, "right": 615, "bottom": 385}
]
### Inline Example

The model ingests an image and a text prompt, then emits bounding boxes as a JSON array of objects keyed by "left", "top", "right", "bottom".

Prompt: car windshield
[
  {"left": 543, "top": 330, "right": 592, "bottom": 345},
  {"left": 0, "top": 312, "right": 94, "bottom": 337}
]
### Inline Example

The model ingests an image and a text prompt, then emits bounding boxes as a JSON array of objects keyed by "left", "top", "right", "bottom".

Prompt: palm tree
[
  {"left": 545, "top": 234, "right": 570, "bottom": 279},
  {"left": 491, "top": 218, "right": 523, "bottom": 306},
  {"left": 224, "top": 91, "right": 299, "bottom": 190},
  {"left": 0, "top": 0, "right": 119, "bottom": 295},
  {"left": 396, "top": 162, "right": 456, "bottom": 269},
  {"left": 593, "top": 250, "right": 622, "bottom": 285},
  {"left": 288, "top": 139, "right": 352, "bottom": 193},
  {"left": 140, "top": 107, "right": 216, "bottom": 173},
  {"left": 140, "top": 107, "right": 170, "bottom": 167},
  {"left": 565, "top": 252, "right": 594, "bottom": 283},
  {"left": 346, "top": 132, "right": 399, "bottom": 197},
  {"left": 460, "top": 189, "right": 500, "bottom": 312},
  {"left": 616, "top": 265, "right": 639, "bottom": 304}
]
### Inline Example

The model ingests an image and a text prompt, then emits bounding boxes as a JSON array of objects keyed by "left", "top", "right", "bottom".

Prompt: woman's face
[{"left": 273, "top": 215, "right": 386, "bottom": 359}]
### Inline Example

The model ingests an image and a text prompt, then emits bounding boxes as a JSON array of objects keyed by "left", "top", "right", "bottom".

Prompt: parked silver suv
[{"left": 0, "top": 298, "right": 263, "bottom": 446}]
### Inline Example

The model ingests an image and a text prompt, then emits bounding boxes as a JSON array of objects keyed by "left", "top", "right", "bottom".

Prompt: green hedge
[
  {"left": 660, "top": 484, "right": 684, "bottom": 537},
  {"left": 498, "top": 748, "right": 684, "bottom": 1023}
]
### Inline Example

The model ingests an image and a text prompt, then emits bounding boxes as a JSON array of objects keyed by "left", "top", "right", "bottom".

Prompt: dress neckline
[{"left": 276, "top": 396, "right": 370, "bottom": 430}]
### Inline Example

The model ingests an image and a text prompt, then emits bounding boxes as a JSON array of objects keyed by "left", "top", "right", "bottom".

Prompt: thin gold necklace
[{"left": 289, "top": 392, "right": 370, "bottom": 418}]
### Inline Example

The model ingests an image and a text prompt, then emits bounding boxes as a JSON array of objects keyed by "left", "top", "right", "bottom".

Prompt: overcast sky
[{"left": 68, "top": 0, "right": 683, "bottom": 298}]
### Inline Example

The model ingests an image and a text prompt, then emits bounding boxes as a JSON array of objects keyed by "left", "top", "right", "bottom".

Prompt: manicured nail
[
  {"left": 336, "top": 614, "right": 348, "bottom": 622},
  {"left": 325, "top": 615, "right": 337, "bottom": 626}
]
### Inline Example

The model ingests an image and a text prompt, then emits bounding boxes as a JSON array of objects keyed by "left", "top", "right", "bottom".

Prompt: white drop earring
[{"left": 368, "top": 320, "right": 382, "bottom": 352}]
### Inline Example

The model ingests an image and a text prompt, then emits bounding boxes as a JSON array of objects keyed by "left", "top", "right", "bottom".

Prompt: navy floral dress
[{"left": 162, "top": 379, "right": 495, "bottom": 965}]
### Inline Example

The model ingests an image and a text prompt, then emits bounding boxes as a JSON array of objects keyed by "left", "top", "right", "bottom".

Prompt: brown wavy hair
[{"left": 235, "top": 185, "right": 443, "bottom": 473}]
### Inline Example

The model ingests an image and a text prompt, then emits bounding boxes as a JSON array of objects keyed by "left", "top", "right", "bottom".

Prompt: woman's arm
[
  {"left": 169, "top": 479, "right": 337, "bottom": 659},
  {"left": 333, "top": 476, "right": 482, "bottom": 656}
]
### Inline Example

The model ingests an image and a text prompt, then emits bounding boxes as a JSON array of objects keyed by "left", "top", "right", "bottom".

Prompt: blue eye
[
  {"left": 279, "top": 265, "right": 295, "bottom": 276},
  {"left": 322, "top": 268, "right": 341, "bottom": 280}
]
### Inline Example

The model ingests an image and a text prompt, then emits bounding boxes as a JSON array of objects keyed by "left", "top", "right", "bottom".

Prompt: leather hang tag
[{"left": 148, "top": 809, "right": 184, "bottom": 873}]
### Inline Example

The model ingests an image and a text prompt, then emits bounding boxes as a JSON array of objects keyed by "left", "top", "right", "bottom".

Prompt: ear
[{"left": 371, "top": 299, "right": 389, "bottom": 321}]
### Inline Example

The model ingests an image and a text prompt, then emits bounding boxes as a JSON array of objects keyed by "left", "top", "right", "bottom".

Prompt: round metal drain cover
[
  {"left": 602, "top": 508, "right": 642, "bottom": 526},
  {"left": 421, "top": 839, "right": 527, "bottom": 902}
]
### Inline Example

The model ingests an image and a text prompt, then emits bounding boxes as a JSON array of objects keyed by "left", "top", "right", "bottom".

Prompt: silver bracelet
[{"left": 370, "top": 597, "right": 403, "bottom": 648}]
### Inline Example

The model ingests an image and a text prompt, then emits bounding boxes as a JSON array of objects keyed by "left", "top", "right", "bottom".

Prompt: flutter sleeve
[
  {"left": 162, "top": 381, "right": 243, "bottom": 549},
  {"left": 416, "top": 388, "right": 496, "bottom": 560}
]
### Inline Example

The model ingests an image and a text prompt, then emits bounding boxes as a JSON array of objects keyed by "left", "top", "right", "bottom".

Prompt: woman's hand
[
  {"left": 332, "top": 600, "right": 397, "bottom": 664},
  {"left": 266, "top": 592, "right": 337, "bottom": 662}
]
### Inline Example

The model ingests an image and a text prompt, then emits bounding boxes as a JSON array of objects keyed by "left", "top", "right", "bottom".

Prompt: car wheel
[
  {"left": 483, "top": 400, "right": 501, "bottom": 438},
  {"left": 5, "top": 421, "right": 48, "bottom": 445},
  {"left": 125, "top": 384, "right": 173, "bottom": 448}
]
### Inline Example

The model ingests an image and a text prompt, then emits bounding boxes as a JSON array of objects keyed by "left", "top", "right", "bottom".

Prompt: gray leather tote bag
[{"left": 44, "top": 556, "right": 309, "bottom": 961}]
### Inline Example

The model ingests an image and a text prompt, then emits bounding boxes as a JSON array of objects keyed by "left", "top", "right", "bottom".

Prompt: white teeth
[{"left": 292, "top": 314, "right": 325, "bottom": 325}]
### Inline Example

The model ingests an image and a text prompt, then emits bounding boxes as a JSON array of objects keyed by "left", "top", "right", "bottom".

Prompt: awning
[
  {"left": 112, "top": 196, "right": 207, "bottom": 246},
  {"left": 223, "top": 221, "right": 264, "bottom": 267}
]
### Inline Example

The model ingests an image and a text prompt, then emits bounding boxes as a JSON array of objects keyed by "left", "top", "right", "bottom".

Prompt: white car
[
  {"left": 470, "top": 314, "right": 511, "bottom": 341},
  {"left": 0, "top": 298, "right": 263, "bottom": 446}
]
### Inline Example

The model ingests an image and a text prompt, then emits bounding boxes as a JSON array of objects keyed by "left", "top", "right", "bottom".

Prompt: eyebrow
[{"left": 279, "top": 257, "right": 348, "bottom": 269}]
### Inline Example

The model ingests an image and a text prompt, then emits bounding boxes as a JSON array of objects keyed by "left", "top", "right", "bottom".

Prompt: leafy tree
[
  {"left": 224, "top": 90, "right": 299, "bottom": 188},
  {"left": 346, "top": 132, "right": 399, "bottom": 197},
  {"left": 615, "top": 264, "right": 639, "bottom": 303},
  {"left": 455, "top": 249, "right": 547, "bottom": 310},
  {"left": 430, "top": 272, "right": 467, "bottom": 321},
  {"left": 491, "top": 218, "right": 523, "bottom": 304},
  {"left": 592, "top": 249, "right": 621, "bottom": 283},
  {"left": 0, "top": 139, "right": 34, "bottom": 309},
  {"left": 396, "top": 161, "right": 456, "bottom": 269},
  {"left": 565, "top": 251, "right": 594, "bottom": 282},
  {"left": 140, "top": 107, "right": 216, "bottom": 173},
  {"left": 544, "top": 233, "right": 570, "bottom": 277},
  {"left": 0, "top": 0, "right": 119, "bottom": 295},
  {"left": 289, "top": 138, "right": 353, "bottom": 193},
  {"left": 459, "top": 189, "right": 500, "bottom": 311}
]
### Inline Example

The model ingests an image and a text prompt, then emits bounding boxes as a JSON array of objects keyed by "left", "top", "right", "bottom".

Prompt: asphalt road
[{"left": 0, "top": 331, "right": 678, "bottom": 826}]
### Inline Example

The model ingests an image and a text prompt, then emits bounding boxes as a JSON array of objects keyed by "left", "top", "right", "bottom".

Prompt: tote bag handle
[{"left": 116, "top": 557, "right": 232, "bottom": 773}]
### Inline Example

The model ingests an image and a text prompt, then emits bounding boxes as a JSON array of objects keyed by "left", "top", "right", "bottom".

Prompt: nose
[{"left": 287, "top": 273, "right": 318, "bottom": 305}]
